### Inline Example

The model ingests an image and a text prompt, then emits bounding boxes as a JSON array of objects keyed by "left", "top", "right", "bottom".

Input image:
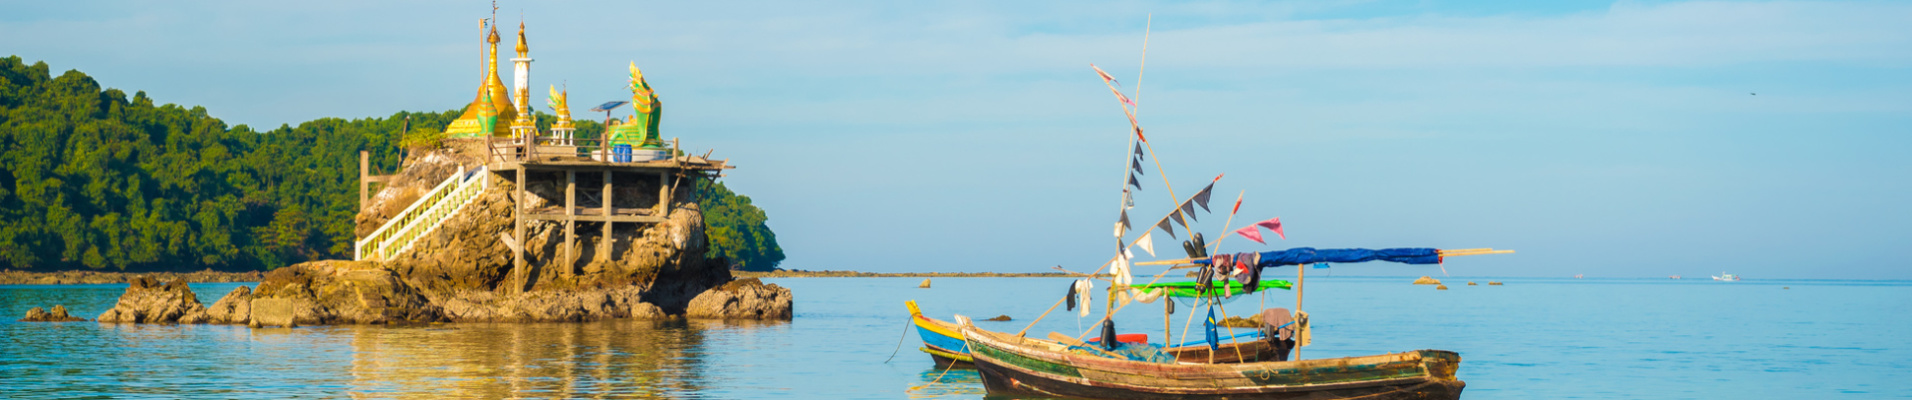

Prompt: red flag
[
  {"left": 1134, "top": 126, "right": 1147, "bottom": 143},
  {"left": 1231, "top": 195, "right": 1243, "bottom": 215},
  {"left": 1255, "top": 217, "right": 1285, "bottom": 240},
  {"left": 1234, "top": 225, "right": 1265, "bottom": 244},
  {"left": 1113, "top": 90, "right": 1135, "bottom": 107},
  {"left": 1091, "top": 64, "right": 1118, "bottom": 85}
]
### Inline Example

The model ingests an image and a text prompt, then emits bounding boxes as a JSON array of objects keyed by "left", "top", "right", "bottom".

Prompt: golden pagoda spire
[{"left": 443, "top": 17, "right": 519, "bottom": 138}]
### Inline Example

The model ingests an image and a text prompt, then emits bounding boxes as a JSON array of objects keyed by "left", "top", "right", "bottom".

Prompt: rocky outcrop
[
  {"left": 244, "top": 260, "right": 443, "bottom": 326},
  {"left": 686, "top": 278, "right": 792, "bottom": 320},
  {"left": 96, "top": 277, "right": 207, "bottom": 324},
  {"left": 1412, "top": 276, "right": 1442, "bottom": 285},
  {"left": 19, "top": 305, "right": 86, "bottom": 322}
]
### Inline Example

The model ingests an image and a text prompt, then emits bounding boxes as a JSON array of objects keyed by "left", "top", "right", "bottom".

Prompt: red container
[{"left": 1085, "top": 333, "right": 1150, "bottom": 345}]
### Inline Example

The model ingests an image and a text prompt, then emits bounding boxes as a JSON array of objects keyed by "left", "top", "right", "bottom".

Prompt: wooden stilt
[
  {"left": 359, "top": 151, "right": 370, "bottom": 208},
  {"left": 514, "top": 167, "right": 527, "bottom": 293},
  {"left": 565, "top": 170, "right": 576, "bottom": 274},
  {"left": 601, "top": 170, "right": 614, "bottom": 262}
]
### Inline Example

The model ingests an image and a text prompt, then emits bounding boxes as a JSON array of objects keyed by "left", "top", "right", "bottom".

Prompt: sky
[{"left": 3, "top": 1, "right": 1909, "bottom": 279}]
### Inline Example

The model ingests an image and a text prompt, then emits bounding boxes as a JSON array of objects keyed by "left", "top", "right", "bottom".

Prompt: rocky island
[{"left": 93, "top": 20, "right": 790, "bottom": 327}]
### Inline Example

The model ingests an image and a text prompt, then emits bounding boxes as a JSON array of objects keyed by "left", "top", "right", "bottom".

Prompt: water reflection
[
  {"left": 908, "top": 367, "right": 984, "bottom": 399},
  {"left": 332, "top": 319, "right": 763, "bottom": 399}
]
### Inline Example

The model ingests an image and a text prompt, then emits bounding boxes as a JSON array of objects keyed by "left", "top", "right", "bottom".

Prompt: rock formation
[
  {"left": 1412, "top": 276, "right": 1442, "bottom": 285},
  {"left": 107, "top": 143, "right": 790, "bottom": 326},
  {"left": 686, "top": 278, "right": 793, "bottom": 319},
  {"left": 96, "top": 277, "right": 208, "bottom": 324},
  {"left": 19, "top": 305, "right": 85, "bottom": 322}
]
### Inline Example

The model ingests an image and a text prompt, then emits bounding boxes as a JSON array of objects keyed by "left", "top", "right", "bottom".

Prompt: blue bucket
[{"left": 614, "top": 145, "right": 633, "bottom": 163}]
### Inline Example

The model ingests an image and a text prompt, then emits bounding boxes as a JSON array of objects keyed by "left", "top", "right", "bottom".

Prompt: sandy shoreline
[{"left": 0, "top": 269, "right": 265, "bottom": 285}]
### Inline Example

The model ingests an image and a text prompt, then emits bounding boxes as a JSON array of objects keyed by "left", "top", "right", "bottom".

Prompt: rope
[
  {"left": 883, "top": 317, "right": 911, "bottom": 363},
  {"left": 906, "top": 360, "right": 959, "bottom": 393}
]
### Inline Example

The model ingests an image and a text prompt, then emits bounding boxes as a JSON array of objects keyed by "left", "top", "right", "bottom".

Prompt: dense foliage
[
  {"left": 698, "top": 180, "right": 785, "bottom": 271},
  {"left": 0, "top": 56, "right": 776, "bottom": 272}
]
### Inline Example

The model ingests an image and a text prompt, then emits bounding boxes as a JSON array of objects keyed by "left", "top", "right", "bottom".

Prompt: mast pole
[{"left": 1295, "top": 262, "right": 1304, "bottom": 360}]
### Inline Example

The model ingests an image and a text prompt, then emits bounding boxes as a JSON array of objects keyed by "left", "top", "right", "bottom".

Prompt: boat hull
[{"left": 964, "top": 326, "right": 1464, "bottom": 400}]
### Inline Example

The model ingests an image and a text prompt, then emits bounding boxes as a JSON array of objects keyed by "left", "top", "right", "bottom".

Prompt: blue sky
[{"left": 4, "top": 1, "right": 1909, "bottom": 278}]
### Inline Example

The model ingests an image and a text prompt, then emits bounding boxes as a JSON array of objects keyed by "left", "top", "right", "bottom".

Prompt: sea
[{"left": 3, "top": 276, "right": 1908, "bottom": 399}]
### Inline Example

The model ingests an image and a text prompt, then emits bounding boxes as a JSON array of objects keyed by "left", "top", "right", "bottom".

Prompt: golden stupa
[{"left": 444, "top": 20, "right": 519, "bottom": 138}]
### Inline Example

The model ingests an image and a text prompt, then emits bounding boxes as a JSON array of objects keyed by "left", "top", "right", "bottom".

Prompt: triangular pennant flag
[
  {"left": 1091, "top": 64, "right": 1118, "bottom": 86},
  {"left": 1231, "top": 193, "right": 1244, "bottom": 215},
  {"left": 1170, "top": 209, "right": 1188, "bottom": 228},
  {"left": 1255, "top": 217, "right": 1285, "bottom": 240},
  {"left": 1131, "top": 158, "right": 1144, "bottom": 175},
  {"left": 1119, "top": 209, "right": 1132, "bottom": 231},
  {"left": 1156, "top": 218, "right": 1177, "bottom": 239},
  {"left": 1192, "top": 184, "right": 1214, "bottom": 212},
  {"left": 1128, "top": 174, "right": 1142, "bottom": 190},
  {"left": 1122, "top": 189, "right": 1134, "bottom": 209},
  {"left": 1113, "top": 221, "right": 1125, "bottom": 238},
  {"left": 1134, "top": 126, "right": 1147, "bottom": 143},
  {"left": 1234, "top": 225, "right": 1265, "bottom": 244},
  {"left": 1134, "top": 231, "right": 1155, "bottom": 257},
  {"left": 1134, "top": 142, "right": 1144, "bottom": 159},
  {"left": 1180, "top": 201, "right": 1199, "bottom": 222}
]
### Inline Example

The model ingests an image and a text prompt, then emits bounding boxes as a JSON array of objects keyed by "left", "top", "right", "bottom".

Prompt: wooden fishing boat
[
  {"left": 962, "top": 324, "right": 1464, "bottom": 400},
  {"left": 907, "top": 300, "right": 973, "bottom": 367},
  {"left": 909, "top": 300, "right": 1286, "bottom": 367}
]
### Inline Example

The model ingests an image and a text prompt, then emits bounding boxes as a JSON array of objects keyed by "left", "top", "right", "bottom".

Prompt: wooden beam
[{"left": 525, "top": 213, "right": 664, "bottom": 223}]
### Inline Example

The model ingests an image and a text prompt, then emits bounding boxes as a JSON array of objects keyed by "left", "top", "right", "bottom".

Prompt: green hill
[{"left": 0, "top": 56, "right": 781, "bottom": 272}]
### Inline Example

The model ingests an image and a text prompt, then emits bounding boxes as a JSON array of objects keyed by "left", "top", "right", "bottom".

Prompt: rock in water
[
  {"left": 1467, "top": 281, "right": 1478, "bottom": 286},
  {"left": 687, "top": 278, "right": 793, "bottom": 319},
  {"left": 983, "top": 315, "right": 1012, "bottom": 321},
  {"left": 919, "top": 279, "right": 931, "bottom": 288},
  {"left": 203, "top": 286, "right": 255, "bottom": 324},
  {"left": 1436, "top": 284, "right": 1449, "bottom": 290},
  {"left": 247, "top": 260, "right": 443, "bottom": 326},
  {"left": 1488, "top": 281, "right": 1503, "bottom": 286},
  {"left": 96, "top": 277, "right": 208, "bottom": 323},
  {"left": 20, "top": 305, "right": 86, "bottom": 322},
  {"left": 1412, "top": 276, "right": 1442, "bottom": 285}
]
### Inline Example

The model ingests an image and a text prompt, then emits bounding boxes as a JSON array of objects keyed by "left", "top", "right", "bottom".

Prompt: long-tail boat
[
  {"left": 956, "top": 246, "right": 1504, "bottom": 399},
  {"left": 961, "top": 324, "right": 1465, "bottom": 399}
]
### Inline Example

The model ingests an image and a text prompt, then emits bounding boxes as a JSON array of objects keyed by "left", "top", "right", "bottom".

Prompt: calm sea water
[{"left": 3, "top": 276, "right": 1908, "bottom": 399}]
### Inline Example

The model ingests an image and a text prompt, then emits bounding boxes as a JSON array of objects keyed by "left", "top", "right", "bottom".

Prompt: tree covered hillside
[{"left": 0, "top": 56, "right": 781, "bottom": 272}]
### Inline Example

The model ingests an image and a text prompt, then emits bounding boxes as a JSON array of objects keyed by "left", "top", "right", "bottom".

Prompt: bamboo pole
[
  {"left": 1017, "top": 294, "right": 1070, "bottom": 337},
  {"left": 1295, "top": 260, "right": 1304, "bottom": 361}
]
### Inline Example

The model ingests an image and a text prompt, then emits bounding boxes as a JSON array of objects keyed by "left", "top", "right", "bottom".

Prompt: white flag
[{"left": 1133, "top": 231, "right": 1155, "bottom": 257}]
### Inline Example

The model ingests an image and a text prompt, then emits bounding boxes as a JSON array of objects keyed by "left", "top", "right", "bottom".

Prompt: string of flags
[{"left": 1233, "top": 217, "right": 1286, "bottom": 244}]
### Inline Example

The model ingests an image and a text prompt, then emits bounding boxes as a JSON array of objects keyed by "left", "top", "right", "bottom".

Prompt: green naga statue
[{"left": 609, "top": 62, "right": 664, "bottom": 148}]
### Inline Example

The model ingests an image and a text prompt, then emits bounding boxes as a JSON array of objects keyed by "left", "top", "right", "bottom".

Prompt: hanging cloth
[
  {"left": 1204, "top": 304, "right": 1221, "bottom": 350},
  {"left": 1066, "top": 282, "right": 1079, "bottom": 312},
  {"left": 1074, "top": 279, "right": 1094, "bottom": 317},
  {"left": 1234, "top": 252, "right": 1262, "bottom": 294}
]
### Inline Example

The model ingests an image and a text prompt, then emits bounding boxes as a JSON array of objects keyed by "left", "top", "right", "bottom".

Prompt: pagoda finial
[{"left": 515, "top": 21, "right": 528, "bottom": 57}]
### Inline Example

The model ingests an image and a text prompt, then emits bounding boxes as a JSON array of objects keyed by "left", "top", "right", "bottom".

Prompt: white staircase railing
[{"left": 354, "top": 166, "right": 490, "bottom": 261}]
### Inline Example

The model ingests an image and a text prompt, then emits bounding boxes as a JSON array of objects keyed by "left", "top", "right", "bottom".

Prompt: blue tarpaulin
[{"left": 1197, "top": 248, "right": 1440, "bottom": 268}]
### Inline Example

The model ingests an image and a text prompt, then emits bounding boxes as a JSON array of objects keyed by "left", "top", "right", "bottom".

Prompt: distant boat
[
  {"left": 1574, "top": 274, "right": 1584, "bottom": 279},
  {"left": 1712, "top": 272, "right": 1741, "bottom": 282},
  {"left": 1669, "top": 275, "right": 1682, "bottom": 280}
]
